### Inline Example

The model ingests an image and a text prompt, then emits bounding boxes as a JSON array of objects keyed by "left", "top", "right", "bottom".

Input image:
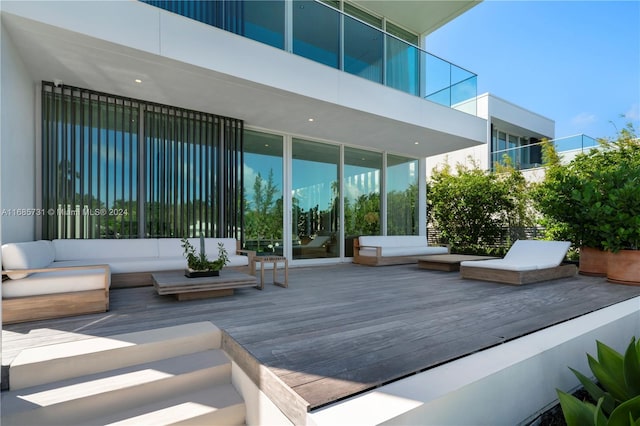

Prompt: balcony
[
  {"left": 492, "top": 134, "right": 598, "bottom": 170},
  {"left": 141, "top": 0, "right": 478, "bottom": 115}
]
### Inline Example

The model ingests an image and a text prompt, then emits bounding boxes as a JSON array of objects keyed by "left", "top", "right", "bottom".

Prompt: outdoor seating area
[
  {"left": 3, "top": 263, "right": 640, "bottom": 425},
  {"left": 0, "top": 238, "right": 255, "bottom": 324}
]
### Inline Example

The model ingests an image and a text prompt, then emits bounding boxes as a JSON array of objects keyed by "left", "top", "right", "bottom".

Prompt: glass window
[
  {"left": 243, "top": 1, "right": 285, "bottom": 49},
  {"left": 243, "top": 130, "right": 284, "bottom": 255},
  {"left": 385, "top": 22, "right": 419, "bottom": 46},
  {"left": 386, "top": 155, "right": 418, "bottom": 235},
  {"left": 344, "top": 147, "right": 382, "bottom": 256},
  {"left": 292, "top": 139, "right": 340, "bottom": 259},
  {"left": 498, "top": 131, "right": 507, "bottom": 151},
  {"left": 386, "top": 34, "right": 419, "bottom": 95},
  {"left": 344, "top": 14, "right": 383, "bottom": 83},
  {"left": 42, "top": 83, "right": 243, "bottom": 240},
  {"left": 344, "top": 3, "right": 382, "bottom": 28},
  {"left": 293, "top": 0, "right": 340, "bottom": 68}
]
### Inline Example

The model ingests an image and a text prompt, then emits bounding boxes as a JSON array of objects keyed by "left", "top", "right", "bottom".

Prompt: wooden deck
[{"left": 3, "top": 263, "right": 640, "bottom": 421}]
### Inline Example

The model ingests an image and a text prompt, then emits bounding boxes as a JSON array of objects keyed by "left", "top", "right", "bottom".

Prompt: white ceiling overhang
[
  {"left": 1, "top": 3, "right": 486, "bottom": 158},
  {"left": 352, "top": 0, "right": 481, "bottom": 35}
]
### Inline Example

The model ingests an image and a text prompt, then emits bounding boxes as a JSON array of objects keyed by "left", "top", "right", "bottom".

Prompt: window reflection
[
  {"left": 243, "top": 130, "right": 284, "bottom": 255},
  {"left": 386, "top": 155, "right": 418, "bottom": 235},
  {"left": 292, "top": 139, "right": 340, "bottom": 259},
  {"left": 344, "top": 147, "right": 381, "bottom": 256}
]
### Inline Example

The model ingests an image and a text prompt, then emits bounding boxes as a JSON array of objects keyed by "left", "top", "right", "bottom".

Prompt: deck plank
[{"left": 3, "top": 263, "right": 640, "bottom": 417}]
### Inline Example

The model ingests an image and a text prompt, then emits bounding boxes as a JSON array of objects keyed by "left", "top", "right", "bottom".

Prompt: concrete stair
[{"left": 1, "top": 322, "right": 245, "bottom": 426}]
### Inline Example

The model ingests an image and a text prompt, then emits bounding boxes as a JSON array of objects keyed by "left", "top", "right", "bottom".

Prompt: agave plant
[{"left": 557, "top": 337, "right": 640, "bottom": 426}]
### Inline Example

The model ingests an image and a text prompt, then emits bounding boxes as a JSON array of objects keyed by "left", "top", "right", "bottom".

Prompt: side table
[{"left": 253, "top": 255, "right": 288, "bottom": 289}]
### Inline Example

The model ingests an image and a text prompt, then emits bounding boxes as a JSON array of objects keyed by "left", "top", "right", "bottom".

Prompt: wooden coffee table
[
  {"left": 152, "top": 270, "right": 257, "bottom": 301},
  {"left": 417, "top": 254, "right": 500, "bottom": 272}
]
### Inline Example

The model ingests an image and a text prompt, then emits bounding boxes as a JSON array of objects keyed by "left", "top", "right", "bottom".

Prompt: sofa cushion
[
  {"left": 358, "top": 246, "right": 447, "bottom": 257},
  {"left": 53, "top": 257, "right": 184, "bottom": 274},
  {"left": 53, "top": 239, "right": 159, "bottom": 261},
  {"left": 2, "top": 241, "right": 55, "bottom": 279},
  {"left": 2, "top": 268, "right": 108, "bottom": 298},
  {"left": 359, "top": 235, "right": 428, "bottom": 248}
]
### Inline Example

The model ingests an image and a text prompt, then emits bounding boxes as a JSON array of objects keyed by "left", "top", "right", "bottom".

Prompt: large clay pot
[
  {"left": 607, "top": 250, "right": 640, "bottom": 285},
  {"left": 579, "top": 246, "right": 609, "bottom": 277}
]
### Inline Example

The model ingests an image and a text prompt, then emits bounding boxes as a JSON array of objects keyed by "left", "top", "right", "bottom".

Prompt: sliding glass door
[
  {"left": 291, "top": 139, "right": 340, "bottom": 259},
  {"left": 344, "top": 147, "right": 381, "bottom": 256},
  {"left": 243, "top": 130, "right": 284, "bottom": 256}
]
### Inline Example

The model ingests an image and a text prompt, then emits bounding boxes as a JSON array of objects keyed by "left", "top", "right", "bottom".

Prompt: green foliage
[
  {"left": 428, "top": 160, "right": 534, "bottom": 253},
  {"left": 345, "top": 192, "right": 380, "bottom": 236},
  {"left": 244, "top": 170, "right": 283, "bottom": 250},
  {"left": 534, "top": 123, "right": 640, "bottom": 252},
  {"left": 558, "top": 337, "right": 640, "bottom": 426},
  {"left": 181, "top": 237, "right": 229, "bottom": 271},
  {"left": 387, "top": 184, "right": 418, "bottom": 235}
]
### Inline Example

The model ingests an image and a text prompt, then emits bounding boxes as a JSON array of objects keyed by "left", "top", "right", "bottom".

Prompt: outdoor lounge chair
[{"left": 459, "top": 240, "right": 577, "bottom": 285}]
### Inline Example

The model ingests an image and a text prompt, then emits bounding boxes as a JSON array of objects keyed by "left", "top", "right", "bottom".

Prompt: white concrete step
[
  {"left": 98, "top": 383, "right": 245, "bottom": 426},
  {"left": 9, "top": 321, "right": 221, "bottom": 390},
  {"left": 1, "top": 349, "right": 236, "bottom": 426}
]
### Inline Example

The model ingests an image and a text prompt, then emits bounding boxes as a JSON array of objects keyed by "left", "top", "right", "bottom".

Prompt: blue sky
[{"left": 426, "top": 0, "right": 640, "bottom": 141}]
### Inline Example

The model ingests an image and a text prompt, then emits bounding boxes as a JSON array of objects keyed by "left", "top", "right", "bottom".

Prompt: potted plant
[
  {"left": 534, "top": 141, "right": 609, "bottom": 276},
  {"left": 181, "top": 236, "right": 229, "bottom": 278},
  {"left": 535, "top": 125, "right": 639, "bottom": 279},
  {"left": 596, "top": 124, "right": 640, "bottom": 285}
]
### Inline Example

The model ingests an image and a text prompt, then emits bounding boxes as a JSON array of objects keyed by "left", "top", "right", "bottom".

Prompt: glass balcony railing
[
  {"left": 142, "top": 0, "right": 478, "bottom": 115},
  {"left": 492, "top": 134, "right": 599, "bottom": 170}
]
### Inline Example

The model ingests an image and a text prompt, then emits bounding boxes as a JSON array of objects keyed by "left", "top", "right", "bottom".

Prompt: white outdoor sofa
[
  {"left": 1, "top": 238, "right": 255, "bottom": 324},
  {"left": 353, "top": 235, "right": 449, "bottom": 266},
  {"left": 459, "top": 240, "right": 577, "bottom": 285}
]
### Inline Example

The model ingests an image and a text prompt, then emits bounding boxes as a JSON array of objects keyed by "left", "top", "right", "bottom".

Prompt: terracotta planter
[
  {"left": 607, "top": 250, "right": 640, "bottom": 285},
  {"left": 579, "top": 246, "right": 609, "bottom": 277}
]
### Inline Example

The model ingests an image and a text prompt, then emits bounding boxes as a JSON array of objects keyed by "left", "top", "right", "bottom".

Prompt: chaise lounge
[{"left": 459, "top": 240, "right": 576, "bottom": 285}]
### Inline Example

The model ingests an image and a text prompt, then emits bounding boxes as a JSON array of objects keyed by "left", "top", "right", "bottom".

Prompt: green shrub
[{"left": 557, "top": 337, "right": 640, "bottom": 426}]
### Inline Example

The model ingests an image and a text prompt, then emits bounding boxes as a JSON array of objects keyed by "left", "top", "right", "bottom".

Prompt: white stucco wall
[{"left": 1, "top": 24, "right": 36, "bottom": 243}]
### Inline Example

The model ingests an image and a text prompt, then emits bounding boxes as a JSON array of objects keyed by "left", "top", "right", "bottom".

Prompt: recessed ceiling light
[
  {"left": 414, "top": 141, "right": 419, "bottom": 145},
  {"left": 264, "top": 144, "right": 270, "bottom": 147},
  {"left": 308, "top": 118, "right": 314, "bottom": 122},
  {"left": 135, "top": 79, "right": 142, "bottom": 84}
]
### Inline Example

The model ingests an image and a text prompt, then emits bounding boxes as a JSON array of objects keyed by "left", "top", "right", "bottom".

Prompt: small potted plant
[{"left": 181, "top": 236, "right": 229, "bottom": 278}]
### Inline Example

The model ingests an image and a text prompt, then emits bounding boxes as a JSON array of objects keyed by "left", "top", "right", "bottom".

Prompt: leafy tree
[
  {"left": 244, "top": 169, "right": 282, "bottom": 250},
  {"left": 345, "top": 192, "right": 380, "bottom": 236},
  {"left": 387, "top": 184, "right": 418, "bottom": 235},
  {"left": 533, "top": 122, "right": 640, "bottom": 251},
  {"left": 428, "top": 161, "right": 518, "bottom": 253}
]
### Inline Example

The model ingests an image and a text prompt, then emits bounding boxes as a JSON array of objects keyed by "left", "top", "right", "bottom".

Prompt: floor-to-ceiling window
[
  {"left": 243, "top": 130, "right": 284, "bottom": 255},
  {"left": 291, "top": 138, "right": 340, "bottom": 259},
  {"left": 344, "top": 147, "right": 381, "bottom": 256},
  {"left": 386, "top": 154, "right": 418, "bottom": 235},
  {"left": 41, "top": 82, "right": 243, "bottom": 240}
]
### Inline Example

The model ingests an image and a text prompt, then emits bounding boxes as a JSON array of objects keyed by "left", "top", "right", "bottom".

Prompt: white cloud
[
  {"left": 571, "top": 112, "right": 597, "bottom": 126},
  {"left": 624, "top": 103, "right": 640, "bottom": 121}
]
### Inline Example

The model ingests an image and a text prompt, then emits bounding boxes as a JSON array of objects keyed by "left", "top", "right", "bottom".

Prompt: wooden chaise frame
[
  {"left": 2, "top": 264, "right": 110, "bottom": 324},
  {"left": 459, "top": 263, "right": 577, "bottom": 285}
]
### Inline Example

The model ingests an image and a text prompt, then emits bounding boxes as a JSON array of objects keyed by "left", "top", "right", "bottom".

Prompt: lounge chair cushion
[{"left": 460, "top": 240, "right": 571, "bottom": 271}]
